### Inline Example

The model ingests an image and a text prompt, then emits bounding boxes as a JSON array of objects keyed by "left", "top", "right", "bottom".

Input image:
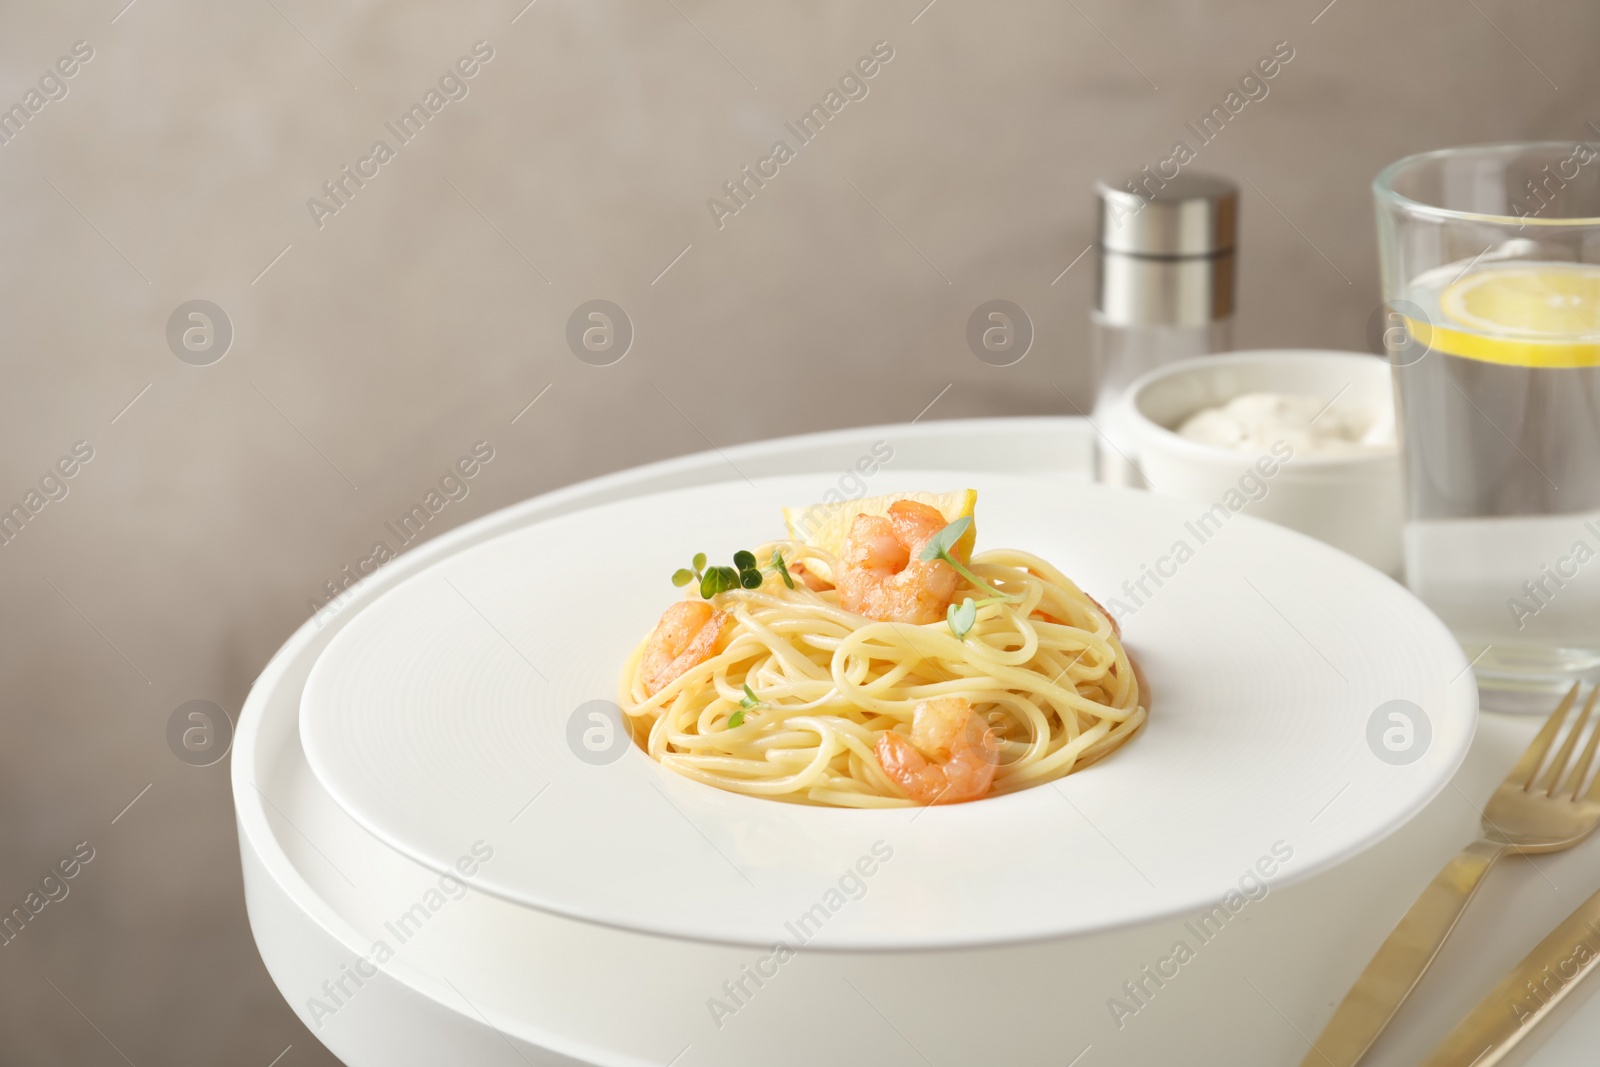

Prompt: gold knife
[{"left": 1421, "top": 884, "right": 1600, "bottom": 1066}]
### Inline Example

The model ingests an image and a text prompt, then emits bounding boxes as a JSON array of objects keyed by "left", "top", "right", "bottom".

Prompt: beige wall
[{"left": 1, "top": 0, "right": 1595, "bottom": 1061}]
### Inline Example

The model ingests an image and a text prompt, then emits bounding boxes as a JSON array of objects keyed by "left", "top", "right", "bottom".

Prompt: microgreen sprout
[
  {"left": 733, "top": 550, "right": 763, "bottom": 589},
  {"left": 947, "top": 597, "right": 978, "bottom": 639},
  {"left": 701, "top": 566, "right": 741, "bottom": 597},
  {"left": 673, "top": 552, "right": 707, "bottom": 589},
  {"left": 669, "top": 553, "right": 736, "bottom": 597},
  {"left": 673, "top": 550, "right": 797, "bottom": 597},
  {"left": 917, "top": 516, "right": 1018, "bottom": 602},
  {"left": 729, "top": 682, "right": 760, "bottom": 729}
]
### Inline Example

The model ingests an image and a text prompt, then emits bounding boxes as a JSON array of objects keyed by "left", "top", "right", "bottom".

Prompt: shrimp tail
[{"left": 874, "top": 733, "right": 952, "bottom": 804}]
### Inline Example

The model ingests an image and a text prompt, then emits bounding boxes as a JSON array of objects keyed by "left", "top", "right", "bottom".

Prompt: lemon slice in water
[{"left": 1432, "top": 263, "right": 1600, "bottom": 367}]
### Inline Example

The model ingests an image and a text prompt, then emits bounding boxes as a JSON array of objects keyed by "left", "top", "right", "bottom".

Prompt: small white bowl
[{"left": 1119, "top": 349, "right": 1403, "bottom": 576}]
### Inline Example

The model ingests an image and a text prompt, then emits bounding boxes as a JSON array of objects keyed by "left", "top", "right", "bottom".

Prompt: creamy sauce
[{"left": 1177, "top": 392, "right": 1396, "bottom": 455}]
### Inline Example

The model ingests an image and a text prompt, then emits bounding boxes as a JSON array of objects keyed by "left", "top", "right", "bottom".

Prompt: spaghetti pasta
[{"left": 619, "top": 534, "right": 1144, "bottom": 807}]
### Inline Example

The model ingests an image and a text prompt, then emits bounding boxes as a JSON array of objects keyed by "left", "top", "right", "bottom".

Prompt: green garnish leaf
[
  {"left": 700, "top": 566, "right": 740, "bottom": 598},
  {"left": 731, "top": 682, "right": 759, "bottom": 727},
  {"left": 947, "top": 597, "right": 978, "bottom": 639},
  {"left": 918, "top": 515, "right": 972, "bottom": 562},
  {"left": 915, "top": 515, "right": 1018, "bottom": 603},
  {"left": 671, "top": 568, "right": 695, "bottom": 587},
  {"left": 732, "top": 550, "right": 757, "bottom": 571},
  {"left": 770, "top": 551, "right": 795, "bottom": 589},
  {"left": 739, "top": 567, "right": 763, "bottom": 589},
  {"left": 693, "top": 552, "right": 707, "bottom": 571}
]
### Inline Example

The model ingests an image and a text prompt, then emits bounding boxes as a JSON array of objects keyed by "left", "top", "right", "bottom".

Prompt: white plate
[{"left": 300, "top": 470, "right": 1475, "bottom": 950}]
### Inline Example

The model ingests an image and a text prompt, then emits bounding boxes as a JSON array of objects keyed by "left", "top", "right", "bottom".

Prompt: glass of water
[{"left": 1375, "top": 142, "right": 1600, "bottom": 712}]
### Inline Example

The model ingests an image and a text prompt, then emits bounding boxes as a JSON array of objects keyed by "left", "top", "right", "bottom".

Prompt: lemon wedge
[
  {"left": 782, "top": 490, "right": 977, "bottom": 583},
  {"left": 1430, "top": 263, "right": 1600, "bottom": 368}
]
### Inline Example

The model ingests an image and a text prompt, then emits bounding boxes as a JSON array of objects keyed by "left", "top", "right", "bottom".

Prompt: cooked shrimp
[
  {"left": 836, "top": 500, "right": 959, "bottom": 624},
  {"left": 874, "top": 696, "right": 999, "bottom": 804},
  {"left": 641, "top": 601, "right": 729, "bottom": 696}
]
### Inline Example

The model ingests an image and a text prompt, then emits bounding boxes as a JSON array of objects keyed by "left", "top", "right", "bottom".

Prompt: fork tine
[
  {"left": 1542, "top": 687, "right": 1593, "bottom": 796},
  {"left": 1511, "top": 682, "right": 1581, "bottom": 790},
  {"left": 1568, "top": 688, "right": 1600, "bottom": 800},
  {"left": 1540, "top": 685, "right": 1594, "bottom": 794}
]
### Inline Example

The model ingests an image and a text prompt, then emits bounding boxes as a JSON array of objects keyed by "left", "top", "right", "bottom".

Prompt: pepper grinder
[{"left": 1090, "top": 172, "right": 1237, "bottom": 486}]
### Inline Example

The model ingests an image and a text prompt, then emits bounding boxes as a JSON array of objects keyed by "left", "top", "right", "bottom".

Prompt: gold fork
[{"left": 1301, "top": 683, "right": 1600, "bottom": 1067}]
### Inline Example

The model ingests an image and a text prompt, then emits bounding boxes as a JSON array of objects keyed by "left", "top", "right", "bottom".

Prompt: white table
[{"left": 232, "top": 416, "right": 1600, "bottom": 1066}]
